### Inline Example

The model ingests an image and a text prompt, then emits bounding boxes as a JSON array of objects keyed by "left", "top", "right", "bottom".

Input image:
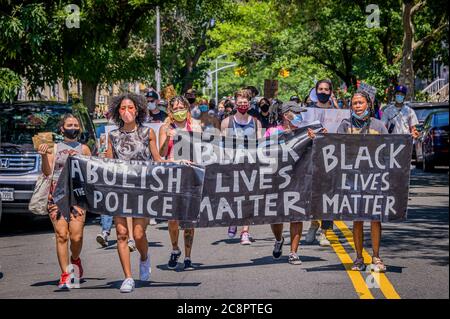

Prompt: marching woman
[
  {"left": 39, "top": 114, "right": 91, "bottom": 289},
  {"left": 336, "top": 91, "right": 389, "bottom": 272},
  {"left": 105, "top": 93, "right": 165, "bottom": 293},
  {"left": 265, "top": 101, "right": 322, "bottom": 264},
  {"left": 159, "top": 96, "right": 200, "bottom": 271}
]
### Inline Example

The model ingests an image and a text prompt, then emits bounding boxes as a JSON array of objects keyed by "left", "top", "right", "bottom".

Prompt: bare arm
[
  {"left": 105, "top": 138, "right": 113, "bottom": 159},
  {"left": 149, "top": 128, "right": 167, "bottom": 162},
  {"left": 159, "top": 124, "right": 171, "bottom": 157},
  {"left": 38, "top": 144, "right": 54, "bottom": 176},
  {"left": 82, "top": 144, "right": 92, "bottom": 156}
]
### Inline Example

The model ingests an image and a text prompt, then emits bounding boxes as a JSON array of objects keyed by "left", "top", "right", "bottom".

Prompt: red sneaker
[
  {"left": 70, "top": 257, "right": 83, "bottom": 279},
  {"left": 58, "top": 272, "right": 72, "bottom": 289}
]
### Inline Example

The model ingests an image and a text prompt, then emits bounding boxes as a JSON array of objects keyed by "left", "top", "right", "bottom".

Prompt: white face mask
[{"left": 148, "top": 102, "right": 157, "bottom": 111}]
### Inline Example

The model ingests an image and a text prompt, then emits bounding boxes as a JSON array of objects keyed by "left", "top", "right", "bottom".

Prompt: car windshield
[
  {"left": 0, "top": 105, "right": 71, "bottom": 152},
  {"left": 434, "top": 112, "right": 449, "bottom": 127},
  {"left": 414, "top": 108, "right": 448, "bottom": 123}
]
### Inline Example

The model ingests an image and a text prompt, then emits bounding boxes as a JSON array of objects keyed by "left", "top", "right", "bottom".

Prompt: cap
[
  {"left": 280, "top": 101, "right": 306, "bottom": 114},
  {"left": 145, "top": 90, "right": 159, "bottom": 99},
  {"left": 289, "top": 95, "right": 300, "bottom": 102},
  {"left": 395, "top": 85, "right": 407, "bottom": 95},
  {"left": 185, "top": 88, "right": 197, "bottom": 95}
]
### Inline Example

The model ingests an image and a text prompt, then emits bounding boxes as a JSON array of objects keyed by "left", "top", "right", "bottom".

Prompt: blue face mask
[
  {"left": 199, "top": 104, "right": 209, "bottom": 113},
  {"left": 352, "top": 108, "right": 370, "bottom": 120},
  {"left": 395, "top": 94, "right": 405, "bottom": 104},
  {"left": 290, "top": 114, "right": 303, "bottom": 127}
]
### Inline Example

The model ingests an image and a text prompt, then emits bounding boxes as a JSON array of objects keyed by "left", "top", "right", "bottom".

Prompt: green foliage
[{"left": 0, "top": 68, "right": 22, "bottom": 102}]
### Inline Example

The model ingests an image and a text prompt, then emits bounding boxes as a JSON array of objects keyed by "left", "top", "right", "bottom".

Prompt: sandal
[
  {"left": 371, "top": 257, "right": 386, "bottom": 273},
  {"left": 351, "top": 257, "right": 366, "bottom": 271}
]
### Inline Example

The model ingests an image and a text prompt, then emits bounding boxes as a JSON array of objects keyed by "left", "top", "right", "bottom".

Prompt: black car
[
  {"left": 415, "top": 110, "right": 449, "bottom": 171},
  {"left": 409, "top": 102, "right": 449, "bottom": 161},
  {"left": 0, "top": 101, "right": 97, "bottom": 217}
]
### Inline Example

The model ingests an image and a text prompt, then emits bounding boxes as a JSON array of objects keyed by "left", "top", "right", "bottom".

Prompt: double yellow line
[{"left": 328, "top": 221, "right": 401, "bottom": 299}]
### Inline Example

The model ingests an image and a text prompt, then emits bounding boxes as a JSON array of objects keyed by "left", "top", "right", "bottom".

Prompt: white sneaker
[
  {"left": 139, "top": 255, "right": 151, "bottom": 281},
  {"left": 240, "top": 231, "right": 251, "bottom": 245},
  {"left": 120, "top": 278, "right": 135, "bottom": 293},
  {"left": 318, "top": 232, "right": 331, "bottom": 247},
  {"left": 128, "top": 239, "right": 136, "bottom": 252},
  {"left": 96, "top": 231, "right": 109, "bottom": 248},
  {"left": 305, "top": 225, "right": 319, "bottom": 244},
  {"left": 149, "top": 218, "right": 157, "bottom": 226}
]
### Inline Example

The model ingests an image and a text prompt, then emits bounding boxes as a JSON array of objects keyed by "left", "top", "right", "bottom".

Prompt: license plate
[{"left": 0, "top": 188, "right": 14, "bottom": 201}]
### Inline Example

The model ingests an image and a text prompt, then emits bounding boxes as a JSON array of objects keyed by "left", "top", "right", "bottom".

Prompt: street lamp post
[
  {"left": 155, "top": 6, "right": 161, "bottom": 94},
  {"left": 211, "top": 55, "right": 235, "bottom": 104}
]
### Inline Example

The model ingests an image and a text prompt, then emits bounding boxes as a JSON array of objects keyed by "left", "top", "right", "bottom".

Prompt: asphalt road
[{"left": 0, "top": 167, "right": 448, "bottom": 299}]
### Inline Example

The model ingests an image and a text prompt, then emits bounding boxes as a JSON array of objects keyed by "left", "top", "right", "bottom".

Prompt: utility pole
[{"left": 155, "top": 6, "right": 161, "bottom": 94}]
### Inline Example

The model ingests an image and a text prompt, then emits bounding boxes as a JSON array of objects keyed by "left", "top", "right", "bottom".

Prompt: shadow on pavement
[
  {"left": 303, "top": 263, "right": 405, "bottom": 273},
  {"left": 49, "top": 280, "right": 201, "bottom": 291},
  {"left": 156, "top": 255, "right": 326, "bottom": 272}
]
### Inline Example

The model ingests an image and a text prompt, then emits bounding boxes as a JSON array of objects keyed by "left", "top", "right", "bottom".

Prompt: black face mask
[
  {"left": 63, "top": 129, "right": 80, "bottom": 139},
  {"left": 260, "top": 104, "right": 270, "bottom": 112},
  {"left": 187, "top": 97, "right": 196, "bottom": 104},
  {"left": 317, "top": 93, "right": 331, "bottom": 104}
]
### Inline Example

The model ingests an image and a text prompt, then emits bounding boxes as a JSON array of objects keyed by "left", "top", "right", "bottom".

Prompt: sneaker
[
  {"left": 272, "top": 237, "right": 284, "bottom": 259},
  {"left": 70, "top": 257, "right": 83, "bottom": 279},
  {"left": 183, "top": 258, "right": 195, "bottom": 271},
  {"left": 305, "top": 224, "right": 319, "bottom": 244},
  {"left": 318, "top": 232, "right": 331, "bottom": 247},
  {"left": 240, "top": 231, "right": 251, "bottom": 245},
  {"left": 120, "top": 278, "right": 135, "bottom": 293},
  {"left": 139, "top": 255, "right": 151, "bottom": 281},
  {"left": 57, "top": 272, "right": 72, "bottom": 289},
  {"left": 168, "top": 250, "right": 181, "bottom": 270},
  {"left": 288, "top": 253, "right": 302, "bottom": 265},
  {"left": 228, "top": 226, "right": 238, "bottom": 238},
  {"left": 128, "top": 239, "right": 136, "bottom": 252},
  {"left": 149, "top": 218, "right": 157, "bottom": 226},
  {"left": 371, "top": 256, "right": 387, "bottom": 273},
  {"left": 96, "top": 231, "right": 109, "bottom": 248},
  {"left": 351, "top": 257, "right": 366, "bottom": 271}
]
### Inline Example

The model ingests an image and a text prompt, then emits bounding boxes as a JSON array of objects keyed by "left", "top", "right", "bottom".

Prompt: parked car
[
  {"left": 415, "top": 110, "right": 449, "bottom": 171},
  {"left": 0, "top": 101, "right": 97, "bottom": 219},
  {"left": 409, "top": 102, "right": 449, "bottom": 162}
]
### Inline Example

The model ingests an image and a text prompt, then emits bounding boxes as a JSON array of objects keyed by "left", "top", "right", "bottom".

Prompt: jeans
[{"left": 101, "top": 215, "right": 113, "bottom": 234}]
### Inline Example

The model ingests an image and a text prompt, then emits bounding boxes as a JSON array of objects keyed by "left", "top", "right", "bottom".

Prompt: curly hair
[
  {"left": 108, "top": 93, "right": 148, "bottom": 127},
  {"left": 165, "top": 95, "right": 192, "bottom": 125}
]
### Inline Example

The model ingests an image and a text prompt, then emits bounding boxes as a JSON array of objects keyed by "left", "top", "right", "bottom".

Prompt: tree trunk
[
  {"left": 81, "top": 80, "right": 97, "bottom": 117},
  {"left": 399, "top": 0, "right": 415, "bottom": 101}
]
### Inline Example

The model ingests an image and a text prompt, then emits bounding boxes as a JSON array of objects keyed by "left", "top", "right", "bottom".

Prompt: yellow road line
[
  {"left": 334, "top": 221, "right": 401, "bottom": 299},
  {"left": 327, "top": 230, "right": 375, "bottom": 299}
]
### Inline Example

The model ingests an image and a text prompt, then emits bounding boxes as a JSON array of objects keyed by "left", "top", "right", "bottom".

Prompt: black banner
[
  {"left": 174, "top": 125, "right": 322, "bottom": 227},
  {"left": 311, "top": 134, "right": 412, "bottom": 222},
  {"left": 52, "top": 125, "right": 412, "bottom": 225},
  {"left": 53, "top": 156, "right": 205, "bottom": 221}
]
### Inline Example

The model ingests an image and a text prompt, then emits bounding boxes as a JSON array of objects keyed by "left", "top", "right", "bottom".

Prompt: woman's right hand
[{"left": 38, "top": 144, "right": 50, "bottom": 155}]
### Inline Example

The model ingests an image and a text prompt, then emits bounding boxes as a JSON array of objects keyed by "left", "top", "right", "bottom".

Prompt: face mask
[
  {"left": 237, "top": 106, "right": 249, "bottom": 114},
  {"left": 395, "top": 94, "right": 405, "bottom": 104},
  {"left": 199, "top": 104, "right": 208, "bottom": 113},
  {"left": 173, "top": 109, "right": 188, "bottom": 122},
  {"left": 260, "top": 104, "right": 270, "bottom": 112},
  {"left": 290, "top": 114, "right": 303, "bottom": 127},
  {"left": 187, "top": 97, "right": 196, "bottom": 104},
  {"left": 121, "top": 110, "right": 136, "bottom": 124},
  {"left": 352, "top": 108, "right": 370, "bottom": 120},
  {"left": 338, "top": 101, "right": 344, "bottom": 108},
  {"left": 191, "top": 107, "right": 201, "bottom": 119},
  {"left": 63, "top": 128, "right": 80, "bottom": 139},
  {"left": 317, "top": 92, "right": 331, "bottom": 104},
  {"left": 148, "top": 102, "right": 157, "bottom": 111}
]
